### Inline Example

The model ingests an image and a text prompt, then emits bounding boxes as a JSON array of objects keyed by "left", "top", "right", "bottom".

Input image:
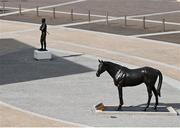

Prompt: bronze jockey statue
[{"left": 39, "top": 18, "right": 47, "bottom": 51}]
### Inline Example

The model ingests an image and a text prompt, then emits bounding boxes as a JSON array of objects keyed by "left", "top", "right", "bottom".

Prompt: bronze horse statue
[{"left": 96, "top": 60, "right": 163, "bottom": 111}]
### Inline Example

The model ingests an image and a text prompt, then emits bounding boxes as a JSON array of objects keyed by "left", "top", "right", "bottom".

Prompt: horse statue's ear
[
  {"left": 98, "top": 59, "right": 103, "bottom": 63},
  {"left": 98, "top": 59, "right": 101, "bottom": 63}
]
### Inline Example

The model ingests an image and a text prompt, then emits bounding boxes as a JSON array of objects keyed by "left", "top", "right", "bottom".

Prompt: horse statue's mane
[{"left": 103, "top": 61, "right": 127, "bottom": 69}]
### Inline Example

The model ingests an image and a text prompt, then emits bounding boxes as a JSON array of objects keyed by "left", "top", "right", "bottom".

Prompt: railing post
[
  {"left": 71, "top": 9, "right": 74, "bottom": 21},
  {"left": 88, "top": 10, "right": 91, "bottom": 22},
  {"left": 106, "top": 11, "right": 108, "bottom": 25},
  {"left": 53, "top": 7, "right": 55, "bottom": 19},
  {"left": 124, "top": 15, "right": 127, "bottom": 27},
  {"left": 19, "top": 4, "right": 21, "bottom": 15},
  {"left": 143, "top": 16, "right": 146, "bottom": 29},
  {"left": 2, "top": 2, "right": 5, "bottom": 14},
  {"left": 162, "top": 18, "right": 165, "bottom": 32},
  {"left": 36, "top": 6, "right": 39, "bottom": 16}
]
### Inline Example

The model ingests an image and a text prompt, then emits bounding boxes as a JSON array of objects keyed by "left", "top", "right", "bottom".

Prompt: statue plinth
[{"left": 34, "top": 50, "right": 52, "bottom": 60}]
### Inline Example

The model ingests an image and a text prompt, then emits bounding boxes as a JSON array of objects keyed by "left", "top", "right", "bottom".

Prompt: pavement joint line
[
  {"left": 40, "top": 9, "right": 114, "bottom": 18},
  {"left": 0, "top": 19, "right": 47, "bottom": 27},
  {"left": 60, "top": 18, "right": 108, "bottom": 27},
  {"left": 0, "top": 28, "right": 38, "bottom": 35},
  {"left": 0, "top": 6, "right": 20, "bottom": 10},
  {"left": 2, "top": 5, "right": 180, "bottom": 20},
  {"left": 59, "top": 11, "right": 180, "bottom": 27},
  {"left": 1, "top": 18, "right": 180, "bottom": 48},
  {"left": 0, "top": 101, "right": 91, "bottom": 127},
  {"left": 60, "top": 16, "right": 180, "bottom": 27},
  {"left": 59, "top": 26, "right": 180, "bottom": 48},
  {"left": 0, "top": 0, "right": 87, "bottom": 17},
  {"left": 1, "top": 20, "right": 180, "bottom": 48},
  {"left": 2, "top": 6, "right": 180, "bottom": 28},
  {"left": 0, "top": 6, "right": 115, "bottom": 18},
  {"left": 0, "top": 19, "right": 40, "bottom": 26},
  {"left": 0, "top": 49, "right": 180, "bottom": 125},
  {"left": 128, "top": 18, "right": 180, "bottom": 26},
  {"left": 39, "top": 0, "right": 87, "bottom": 10},
  {"left": 128, "top": 9, "right": 180, "bottom": 18},
  {"left": 132, "top": 30, "right": 180, "bottom": 37},
  {"left": 49, "top": 39, "right": 180, "bottom": 71},
  {"left": 0, "top": 8, "right": 35, "bottom": 17},
  {"left": 2, "top": 3, "right": 180, "bottom": 27},
  {"left": 49, "top": 48, "right": 180, "bottom": 90}
]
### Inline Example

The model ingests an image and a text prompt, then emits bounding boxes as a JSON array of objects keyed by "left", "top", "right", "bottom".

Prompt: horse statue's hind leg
[
  {"left": 144, "top": 79, "right": 159, "bottom": 111},
  {"left": 117, "top": 87, "right": 124, "bottom": 111},
  {"left": 152, "top": 86, "right": 158, "bottom": 111},
  {"left": 144, "top": 85, "right": 153, "bottom": 111}
]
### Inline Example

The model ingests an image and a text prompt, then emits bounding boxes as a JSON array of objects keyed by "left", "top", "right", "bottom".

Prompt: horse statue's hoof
[
  {"left": 154, "top": 106, "right": 157, "bottom": 111},
  {"left": 117, "top": 106, "right": 122, "bottom": 111},
  {"left": 143, "top": 108, "right": 147, "bottom": 111}
]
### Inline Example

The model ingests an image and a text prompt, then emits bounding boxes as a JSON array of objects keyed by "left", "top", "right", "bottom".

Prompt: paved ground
[
  {"left": 0, "top": 102, "right": 80, "bottom": 127},
  {"left": 2, "top": 0, "right": 180, "bottom": 43},
  {"left": 69, "top": 19, "right": 180, "bottom": 36},
  {"left": 143, "top": 33, "right": 180, "bottom": 44},
  {"left": 0, "top": 19, "right": 180, "bottom": 126},
  {"left": 53, "top": 0, "right": 180, "bottom": 17},
  {"left": 137, "top": 12, "right": 180, "bottom": 23},
  {"left": 2, "top": 0, "right": 73, "bottom": 9},
  {"left": 0, "top": 47, "right": 180, "bottom": 127},
  {"left": 0, "top": 10, "right": 101, "bottom": 25},
  {"left": 0, "top": 0, "right": 180, "bottom": 127},
  {"left": 0, "top": 39, "right": 93, "bottom": 85}
]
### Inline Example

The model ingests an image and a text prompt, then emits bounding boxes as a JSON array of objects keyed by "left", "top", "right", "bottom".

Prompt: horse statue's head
[{"left": 96, "top": 59, "right": 106, "bottom": 77}]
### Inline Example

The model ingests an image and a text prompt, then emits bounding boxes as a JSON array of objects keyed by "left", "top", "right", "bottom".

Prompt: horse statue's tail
[{"left": 157, "top": 70, "right": 163, "bottom": 97}]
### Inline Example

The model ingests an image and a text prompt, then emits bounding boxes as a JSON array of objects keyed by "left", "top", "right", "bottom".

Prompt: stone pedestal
[{"left": 34, "top": 50, "right": 52, "bottom": 60}]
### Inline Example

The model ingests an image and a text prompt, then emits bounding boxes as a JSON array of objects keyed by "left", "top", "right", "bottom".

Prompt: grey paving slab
[
  {"left": 54, "top": 0, "right": 180, "bottom": 17},
  {"left": 0, "top": 10, "right": 98, "bottom": 25},
  {"left": 0, "top": 39, "right": 93, "bottom": 85},
  {"left": 0, "top": 9, "right": 16, "bottom": 14},
  {"left": 3, "top": 0, "right": 73, "bottom": 9},
  {"left": 0, "top": 49, "right": 180, "bottom": 127},
  {"left": 137, "top": 12, "right": 180, "bottom": 23},
  {"left": 68, "top": 20, "right": 180, "bottom": 36},
  {"left": 142, "top": 33, "right": 180, "bottom": 44}
]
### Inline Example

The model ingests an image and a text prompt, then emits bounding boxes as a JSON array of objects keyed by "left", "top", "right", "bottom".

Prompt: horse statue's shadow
[
  {"left": 101, "top": 105, "right": 168, "bottom": 112},
  {"left": 101, "top": 102, "right": 179, "bottom": 112},
  {"left": 96, "top": 60, "right": 163, "bottom": 111}
]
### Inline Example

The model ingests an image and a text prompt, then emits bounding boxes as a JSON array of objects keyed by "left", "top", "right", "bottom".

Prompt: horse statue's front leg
[{"left": 117, "top": 86, "right": 124, "bottom": 111}]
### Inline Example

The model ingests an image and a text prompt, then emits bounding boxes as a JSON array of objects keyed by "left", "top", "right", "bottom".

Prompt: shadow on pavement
[
  {"left": 0, "top": 38, "right": 94, "bottom": 85},
  {"left": 102, "top": 106, "right": 169, "bottom": 112},
  {"left": 137, "top": 103, "right": 180, "bottom": 111}
]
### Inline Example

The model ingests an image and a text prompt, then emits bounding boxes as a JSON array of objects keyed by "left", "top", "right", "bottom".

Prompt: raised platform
[
  {"left": 34, "top": 50, "right": 52, "bottom": 60},
  {"left": 94, "top": 104, "right": 178, "bottom": 116}
]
